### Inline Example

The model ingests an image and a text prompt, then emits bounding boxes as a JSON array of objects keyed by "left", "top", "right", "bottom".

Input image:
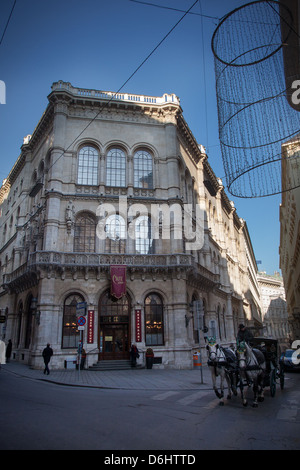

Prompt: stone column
[{"left": 165, "top": 123, "right": 180, "bottom": 198}]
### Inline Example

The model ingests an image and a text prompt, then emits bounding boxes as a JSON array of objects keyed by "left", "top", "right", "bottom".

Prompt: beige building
[
  {"left": 257, "top": 272, "right": 291, "bottom": 349},
  {"left": 0, "top": 81, "right": 262, "bottom": 369},
  {"left": 280, "top": 136, "right": 300, "bottom": 341}
]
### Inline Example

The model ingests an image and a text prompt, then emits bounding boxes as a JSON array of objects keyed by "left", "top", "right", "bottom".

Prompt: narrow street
[{"left": 0, "top": 367, "right": 299, "bottom": 451}]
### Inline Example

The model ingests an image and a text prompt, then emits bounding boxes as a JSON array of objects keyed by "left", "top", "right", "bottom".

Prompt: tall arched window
[
  {"left": 105, "top": 214, "right": 126, "bottom": 253},
  {"left": 106, "top": 148, "right": 126, "bottom": 187},
  {"left": 62, "top": 294, "right": 83, "bottom": 348},
  {"left": 134, "top": 150, "right": 153, "bottom": 189},
  {"left": 77, "top": 146, "right": 99, "bottom": 185},
  {"left": 144, "top": 293, "right": 164, "bottom": 346},
  {"left": 74, "top": 213, "right": 96, "bottom": 252},
  {"left": 135, "top": 216, "right": 153, "bottom": 254}
]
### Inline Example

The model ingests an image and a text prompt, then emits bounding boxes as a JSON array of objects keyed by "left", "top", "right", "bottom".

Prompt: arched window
[
  {"left": 134, "top": 150, "right": 153, "bottom": 189},
  {"left": 106, "top": 148, "right": 126, "bottom": 187},
  {"left": 135, "top": 216, "right": 153, "bottom": 254},
  {"left": 105, "top": 214, "right": 126, "bottom": 253},
  {"left": 77, "top": 146, "right": 99, "bottom": 185},
  {"left": 62, "top": 294, "right": 83, "bottom": 348},
  {"left": 144, "top": 293, "right": 164, "bottom": 346},
  {"left": 74, "top": 213, "right": 96, "bottom": 252}
]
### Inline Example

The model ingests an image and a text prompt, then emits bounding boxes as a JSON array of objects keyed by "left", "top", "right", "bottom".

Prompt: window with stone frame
[
  {"left": 74, "top": 213, "right": 96, "bottom": 252},
  {"left": 135, "top": 215, "right": 153, "bottom": 254},
  {"left": 106, "top": 148, "right": 126, "bottom": 187},
  {"left": 134, "top": 149, "right": 153, "bottom": 189},
  {"left": 62, "top": 294, "right": 83, "bottom": 348},
  {"left": 105, "top": 214, "right": 126, "bottom": 253},
  {"left": 77, "top": 146, "right": 99, "bottom": 185}
]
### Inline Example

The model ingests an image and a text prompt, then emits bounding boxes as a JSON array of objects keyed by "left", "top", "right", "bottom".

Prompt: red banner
[
  {"left": 110, "top": 265, "right": 126, "bottom": 299},
  {"left": 87, "top": 310, "right": 94, "bottom": 344},
  {"left": 135, "top": 309, "right": 142, "bottom": 342}
]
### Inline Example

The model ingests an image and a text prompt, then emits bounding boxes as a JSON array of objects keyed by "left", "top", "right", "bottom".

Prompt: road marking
[{"left": 152, "top": 391, "right": 179, "bottom": 400}]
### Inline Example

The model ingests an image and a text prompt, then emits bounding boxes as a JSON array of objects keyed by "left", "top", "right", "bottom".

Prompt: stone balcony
[{"left": 2, "top": 251, "right": 220, "bottom": 293}]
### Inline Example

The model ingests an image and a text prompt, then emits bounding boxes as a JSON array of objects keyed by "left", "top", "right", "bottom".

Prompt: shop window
[
  {"left": 145, "top": 293, "right": 164, "bottom": 346},
  {"left": 62, "top": 294, "right": 83, "bottom": 348}
]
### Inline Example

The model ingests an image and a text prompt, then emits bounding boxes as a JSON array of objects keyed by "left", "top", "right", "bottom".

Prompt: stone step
[{"left": 88, "top": 360, "right": 144, "bottom": 371}]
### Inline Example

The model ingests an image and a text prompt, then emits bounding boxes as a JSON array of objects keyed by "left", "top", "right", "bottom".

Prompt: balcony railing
[
  {"left": 2, "top": 251, "right": 220, "bottom": 292},
  {"left": 51, "top": 80, "right": 180, "bottom": 106}
]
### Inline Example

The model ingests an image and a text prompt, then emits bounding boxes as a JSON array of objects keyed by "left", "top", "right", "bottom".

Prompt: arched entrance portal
[{"left": 98, "top": 290, "right": 130, "bottom": 360}]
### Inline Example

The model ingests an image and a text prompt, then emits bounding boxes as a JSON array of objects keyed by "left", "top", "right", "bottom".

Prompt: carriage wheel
[{"left": 270, "top": 369, "right": 276, "bottom": 397}]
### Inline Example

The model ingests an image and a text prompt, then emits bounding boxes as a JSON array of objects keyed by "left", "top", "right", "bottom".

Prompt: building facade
[
  {"left": 280, "top": 136, "right": 300, "bottom": 341},
  {"left": 257, "top": 272, "right": 291, "bottom": 350},
  {"left": 0, "top": 81, "right": 262, "bottom": 369}
]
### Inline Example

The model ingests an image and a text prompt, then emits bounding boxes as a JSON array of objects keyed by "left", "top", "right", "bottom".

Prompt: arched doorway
[{"left": 98, "top": 290, "right": 130, "bottom": 360}]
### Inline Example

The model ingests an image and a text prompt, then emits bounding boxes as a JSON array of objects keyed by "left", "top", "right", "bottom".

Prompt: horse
[
  {"left": 206, "top": 339, "right": 236, "bottom": 406},
  {"left": 236, "top": 341, "right": 266, "bottom": 407}
]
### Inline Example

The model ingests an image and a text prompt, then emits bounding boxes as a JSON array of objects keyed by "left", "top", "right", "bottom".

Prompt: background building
[
  {"left": 0, "top": 81, "right": 263, "bottom": 369},
  {"left": 279, "top": 0, "right": 300, "bottom": 341},
  {"left": 257, "top": 271, "right": 291, "bottom": 350},
  {"left": 280, "top": 137, "right": 300, "bottom": 341}
]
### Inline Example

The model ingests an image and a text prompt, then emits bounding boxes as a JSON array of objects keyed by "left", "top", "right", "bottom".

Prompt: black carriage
[{"left": 251, "top": 337, "right": 284, "bottom": 397}]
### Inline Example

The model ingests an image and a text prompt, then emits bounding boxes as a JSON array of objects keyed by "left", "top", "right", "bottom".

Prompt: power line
[
  {"left": 46, "top": 0, "right": 199, "bottom": 175},
  {"left": 128, "top": 0, "right": 219, "bottom": 20},
  {"left": 0, "top": 0, "right": 17, "bottom": 46}
]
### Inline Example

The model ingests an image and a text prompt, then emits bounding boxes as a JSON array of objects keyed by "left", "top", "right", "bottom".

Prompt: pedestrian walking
[
  {"left": 5, "top": 339, "right": 12, "bottom": 362},
  {"left": 42, "top": 343, "right": 53, "bottom": 375}
]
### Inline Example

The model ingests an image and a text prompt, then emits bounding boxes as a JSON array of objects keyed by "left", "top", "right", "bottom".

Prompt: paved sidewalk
[{"left": 1, "top": 361, "right": 213, "bottom": 391}]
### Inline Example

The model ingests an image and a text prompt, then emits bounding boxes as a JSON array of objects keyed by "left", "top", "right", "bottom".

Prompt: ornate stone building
[
  {"left": 280, "top": 136, "right": 300, "bottom": 341},
  {"left": 0, "top": 81, "right": 262, "bottom": 369},
  {"left": 257, "top": 272, "right": 291, "bottom": 350}
]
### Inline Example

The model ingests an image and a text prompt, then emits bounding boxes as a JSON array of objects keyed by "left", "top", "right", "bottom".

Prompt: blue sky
[{"left": 0, "top": 0, "right": 283, "bottom": 274}]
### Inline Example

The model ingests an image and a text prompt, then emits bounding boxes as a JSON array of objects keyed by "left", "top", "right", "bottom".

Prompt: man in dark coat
[
  {"left": 237, "top": 324, "right": 254, "bottom": 345},
  {"left": 6, "top": 339, "right": 12, "bottom": 362},
  {"left": 42, "top": 343, "right": 53, "bottom": 375}
]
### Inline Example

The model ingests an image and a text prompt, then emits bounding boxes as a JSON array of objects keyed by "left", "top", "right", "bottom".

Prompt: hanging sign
[
  {"left": 110, "top": 265, "right": 126, "bottom": 299},
  {"left": 87, "top": 310, "right": 94, "bottom": 344},
  {"left": 135, "top": 309, "right": 142, "bottom": 342}
]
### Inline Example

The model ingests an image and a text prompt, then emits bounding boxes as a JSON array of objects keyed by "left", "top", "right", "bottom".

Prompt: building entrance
[{"left": 98, "top": 290, "right": 130, "bottom": 360}]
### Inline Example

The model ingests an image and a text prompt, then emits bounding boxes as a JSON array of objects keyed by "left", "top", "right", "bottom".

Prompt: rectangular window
[{"left": 106, "top": 148, "right": 126, "bottom": 187}]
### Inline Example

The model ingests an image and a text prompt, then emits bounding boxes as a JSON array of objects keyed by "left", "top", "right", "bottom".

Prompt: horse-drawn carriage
[
  {"left": 251, "top": 337, "right": 284, "bottom": 397},
  {"left": 206, "top": 336, "right": 285, "bottom": 407}
]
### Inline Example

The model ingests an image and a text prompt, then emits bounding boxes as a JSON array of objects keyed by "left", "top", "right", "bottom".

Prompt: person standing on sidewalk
[
  {"left": 42, "top": 343, "right": 53, "bottom": 375},
  {"left": 6, "top": 339, "right": 12, "bottom": 363}
]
